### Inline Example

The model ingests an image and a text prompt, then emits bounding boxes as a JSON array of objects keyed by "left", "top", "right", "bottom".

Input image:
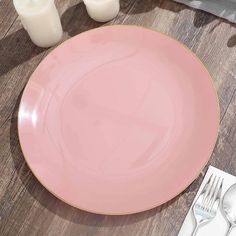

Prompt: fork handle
[{"left": 191, "top": 223, "right": 200, "bottom": 236}]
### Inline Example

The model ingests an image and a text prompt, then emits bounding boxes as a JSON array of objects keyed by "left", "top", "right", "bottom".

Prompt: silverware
[
  {"left": 191, "top": 174, "right": 223, "bottom": 236},
  {"left": 222, "top": 183, "right": 236, "bottom": 236}
]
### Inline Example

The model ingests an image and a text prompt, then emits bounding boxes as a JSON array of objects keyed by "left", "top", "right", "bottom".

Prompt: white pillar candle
[
  {"left": 13, "top": 0, "right": 63, "bottom": 48},
  {"left": 83, "top": 0, "right": 120, "bottom": 22}
]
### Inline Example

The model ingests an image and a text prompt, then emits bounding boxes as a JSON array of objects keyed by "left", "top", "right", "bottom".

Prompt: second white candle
[{"left": 84, "top": 0, "right": 120, "bottom": 22}]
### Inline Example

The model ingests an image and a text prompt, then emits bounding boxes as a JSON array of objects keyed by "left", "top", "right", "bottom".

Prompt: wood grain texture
[{"left": 1, "top": 0, "right": 236, "bottom": 235}]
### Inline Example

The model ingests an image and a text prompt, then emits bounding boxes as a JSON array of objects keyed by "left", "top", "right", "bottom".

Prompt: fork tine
[
  {"left": 217, "top": 178, "right": 223, "bottom": 198},
  {"left": 202, "top": 175, "right": 216, "bottom": 209},
  {"left": 208, "top": 177, "right": 223, "bottom": 212},
  {"left": 205, "top": 176, "right": 220, "bottom": 211},
  {"left": 205, "top": 177, "right": 220, "bottom": 211}
]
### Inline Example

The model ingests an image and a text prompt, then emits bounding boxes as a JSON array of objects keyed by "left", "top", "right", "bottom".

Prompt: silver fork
[{"left": 191, "top": 174, "right": 223, "bottom": 236}]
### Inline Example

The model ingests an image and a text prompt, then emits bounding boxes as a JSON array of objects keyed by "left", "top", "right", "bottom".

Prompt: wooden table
[{"left": 1, "top": 0, "right": 236, "bottom": 235}]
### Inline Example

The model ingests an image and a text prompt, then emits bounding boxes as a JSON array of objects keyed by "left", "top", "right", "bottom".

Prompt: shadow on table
[
  {"left": 61, "top": 2, "right": 104, "bottom": 37},
  {"left": 9, "top": 93, "right": 199, "bottom": 227},
  {"left": 0, "top": 2, "right": 103, "bottom": 77},
  {"left": 121, "top": 0, "right": 236, "bottom": 48},
  {"left": 120, "top": 0, "right": 216, "bottom": 28},
  {"left": 227, "top": 34, "right": 236, "bottom": 47},
  {"left": 194, "top": 10, "right": 236, "bottom": 47},
  {"left": 0, "top": 29, "right": 45, "bottom": 77},
  {"left": 120, "top": 0, "right": 184, "bottom": 16}
]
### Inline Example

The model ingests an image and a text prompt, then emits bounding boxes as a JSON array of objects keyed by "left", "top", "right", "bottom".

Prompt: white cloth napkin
[
  {"left": 178, "top": 166, "right": 236, "bottom": 236},
  {"left": 174, "top": 0, "right": 236, "bottom": 23}
]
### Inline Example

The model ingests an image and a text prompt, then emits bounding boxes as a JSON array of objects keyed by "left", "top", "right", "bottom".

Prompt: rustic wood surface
[{"left": 1, "top": 0, "right": 236, "bottom": 235}]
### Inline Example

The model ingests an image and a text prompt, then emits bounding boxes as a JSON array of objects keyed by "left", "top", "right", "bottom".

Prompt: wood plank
[
  {"left": 0, "top": 0, "right": 18, "bottom": 38},
  {"left": 1, "top": 0, "right": 236, "bottom": 235}
]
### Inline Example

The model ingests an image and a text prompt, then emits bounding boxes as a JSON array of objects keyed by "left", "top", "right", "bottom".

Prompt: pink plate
[{"left": 18, "top": 25, "right": 219, "bottom": 215}]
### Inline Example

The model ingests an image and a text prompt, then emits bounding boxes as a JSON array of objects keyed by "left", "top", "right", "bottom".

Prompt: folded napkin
[
  {"left": 174, "top": 0, "right": 236, "bottom": 23},
  {"left": 178, "top": 166, "right": 236, "bottom": 236}
]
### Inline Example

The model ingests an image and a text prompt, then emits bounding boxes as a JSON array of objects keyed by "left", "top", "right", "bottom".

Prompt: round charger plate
[{"left": 18, "top": 25, "right": 219, "bottom": 215}]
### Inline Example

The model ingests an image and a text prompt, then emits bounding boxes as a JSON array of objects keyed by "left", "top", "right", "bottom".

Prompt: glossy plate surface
[{"left": 18, "top": 26, "right": 219, "bottom": 215}]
